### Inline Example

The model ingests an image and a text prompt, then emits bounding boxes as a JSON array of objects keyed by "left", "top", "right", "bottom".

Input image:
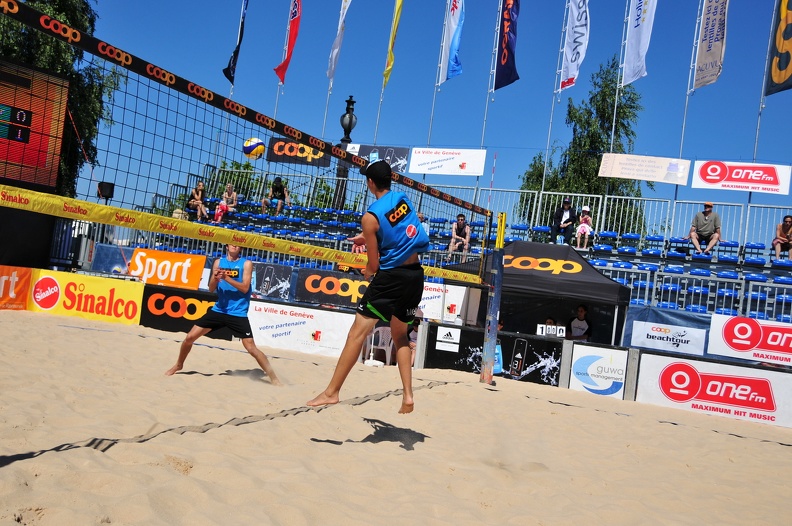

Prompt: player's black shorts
[
  {"left": 195, "top": 309, "right": 253, "bottom": 339},
  {"left": 357, "top": 263, "right": 424, "bottom": 323}
]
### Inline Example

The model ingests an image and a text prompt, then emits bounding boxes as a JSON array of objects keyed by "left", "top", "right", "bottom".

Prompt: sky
[{"left": 93, "top": 0, "right": 792, "bottom": 209}]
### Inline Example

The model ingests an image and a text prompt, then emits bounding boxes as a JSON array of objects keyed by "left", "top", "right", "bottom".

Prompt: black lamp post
[{"left": 333, "top": 96, "right": 356, "bottom": 210}]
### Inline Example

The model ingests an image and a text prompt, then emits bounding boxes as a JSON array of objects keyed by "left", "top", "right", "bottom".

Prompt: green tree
[{"left": 0, "top": 0, "right": 124, "bottom": 198}]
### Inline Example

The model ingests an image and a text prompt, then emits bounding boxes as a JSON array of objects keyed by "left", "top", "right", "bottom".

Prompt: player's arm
[
  {"left": 361, "top": 212, "right": 380, "bottom": 280},
  {"left": 208, "top": 259, "right": 222, "bottom": 293},
  {"left": 285, "top": 188, "right": 291, "bottom": 205}
]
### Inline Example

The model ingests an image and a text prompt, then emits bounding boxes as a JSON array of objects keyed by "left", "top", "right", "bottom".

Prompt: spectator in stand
[
  {"left": 261, "top": 177, "right": 291, "bottom": 215},
  {"left": 417, "top": 212, "right": 430, "bottom": 237},
  {"left": 551, "top": 197, "right": 578, "bottom": 245},
  {"left": 188, "top": 181, "right": 208, "bottom": 221},
  {"left": 576, "top": 205, "right": 594, "bottom": 249},
  {"left": 222, "top": 183, "right": 238, "bottom": 213},
  {"left": 685, "top": 201, "right": 721, "bottom": 255},
  {"left": 446, "top": 214, "right": 471, "bottom": 263},
  {"left": 772, "top": 215, "right": 792, "bottom": 260},
  {"left": 567, "top": 304, "right": 591, "bottom": 342}
]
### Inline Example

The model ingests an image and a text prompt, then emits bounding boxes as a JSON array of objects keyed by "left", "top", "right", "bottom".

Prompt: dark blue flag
[
  {"left": 223, "top": 0, "right": 249, "bottom": 85},
  {"left": 494, "top": 0, "right": 519, "bottom": 90}
]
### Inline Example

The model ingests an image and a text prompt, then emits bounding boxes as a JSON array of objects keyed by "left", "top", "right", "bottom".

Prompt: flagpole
[
  {"left": 274, "top": 6, "right": 291, "bottom": 119},
  {"left": 478, "top": 1, "right": 502, "bottom": 192},
  {"left": 609, "top": 0, "right": 630, "bottom": 153},
  {"left": 428, "top": 0, "right": 451, "bottom": 150},
  {"left": 541, "top": 1, "right": 570, "bottom": 198},
  {"left": 751, "top": 2, "right": 777, "bottom": 205},
  {"left": 676, "top": 0, "right": 705, "bottom": 202},
  {"left": 321, "top": 81, "right": 333, "bottom": 140}
]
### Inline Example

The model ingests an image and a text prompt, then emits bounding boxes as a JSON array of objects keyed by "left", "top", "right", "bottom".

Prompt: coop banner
[
  {"left": 692, "top": 160, "right": 791, "bottom": 195},
  {"left": 636, "top": 353, "right": 792, "bottom": 429},
  {"left": 631, "top": 320, "right": 707, "bottom": 356},
  {"left": 408, "top": 148, "right": 486, "bottom": 176},
  {"left": 0, "top": 265, "right": 32, "bottom": 311},
  {"left": 248, "top": 300, "right": 355, "bottom": 357},
  {"left": 569, "top": 344, "right": 629, "bottom": 399},
  {"left": 28, "top": 269, "right": 143, "bottom": 325},
  {"left": 295, "top": 268, "right": 367, "bottom": 308},
  {"left": 265, "top": 136, "right": 331, "bottom": 167},
  {"left": 598, "top": 153, "right": 690, "bottom": 185},
  {"left": 139, "top": 284, "right": 232, "bottom": 340}
]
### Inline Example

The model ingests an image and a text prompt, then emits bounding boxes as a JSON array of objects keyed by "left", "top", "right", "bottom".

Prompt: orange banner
[
  {"left": 128, "top": 249, "right": 206, "bottom": 290},
  {"left": 28, "top": 269, "right": 144, "bottom": 325},
  {"left": 0, "top": 265, "right": 32, "bottom": 310}
]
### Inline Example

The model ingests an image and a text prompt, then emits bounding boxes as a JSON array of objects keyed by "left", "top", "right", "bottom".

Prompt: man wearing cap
[
  {"left": 261, "top": 177, "right": 291, "bottom": 215},
  {"left": 550, "top": 197, "right": 578, "bottom": 245},
  {"left": 686, "top": 202, "right": 721, "bottom": 255},
  {"left": 308, "top": 159, "right": 429, "bottom": 414}
]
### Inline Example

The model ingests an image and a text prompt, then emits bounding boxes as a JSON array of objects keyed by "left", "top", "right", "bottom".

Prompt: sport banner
[
  {"left": 128, "top": 248, "right": 205, "bottom": 290},
  {"left": 248, "top": 300, "right": 355, "bottom": 357},
  {"left": 636, "top": 353, "right": 792, "bottom": 428},
  {"left": 692, "top": 160, "right": 791, "bottom": 195},
  {"left": 598, "top": 153, "right": 690, "bottom": 185},
  {"left": 765, "top": 0, "right": 792, "bottom": 96},
  {"left": 294, "top": 268, "right": 367, "bottom": 309},
  {"left": 0, "top": 265, "right": 32, "bottom": 310},
  {"left": 694, "top": 0, "right": 729, "bottom": 89},
  {"left": 139, "top": 284, "right": 231, "bottom": 340},
  {"left": 265, "top": 136, "right": 331, "bottom": 167},
  {"left": 28, "top": 268, "right": 144, "bottom": 325},
  {"left": 407, "top": 148, "right": 486, "bottom": 176}
]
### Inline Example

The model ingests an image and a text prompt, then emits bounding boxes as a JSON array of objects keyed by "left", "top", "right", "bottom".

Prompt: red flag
[{"left": 274, "top": 0, "right": 302, "bottom": 84}]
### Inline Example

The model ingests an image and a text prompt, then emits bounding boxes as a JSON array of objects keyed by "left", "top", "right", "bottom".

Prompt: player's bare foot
[
  {"left": 399, "top": 399, "right": 414, "bottom": 414},
  {"left": 165, "top": 364, "right": 183, "bottom": 376},
  {"left": 268, "top": 377, "right": 283, "bottom": 386},
  {"left": 307, "top": 391, "right": 339, "bottom": 407}
]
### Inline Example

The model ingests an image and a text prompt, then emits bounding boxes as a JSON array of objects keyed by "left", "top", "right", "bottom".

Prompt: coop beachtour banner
[{"left": 408, "top": 148, "right": 486, "bottom": 176}]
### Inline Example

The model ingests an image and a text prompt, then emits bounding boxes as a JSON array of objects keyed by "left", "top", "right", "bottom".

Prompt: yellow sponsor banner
[
  {"left": 0, "top": 265, "right": 32, "bottom": 310},
  {"left": 0, "top": 184, "right": 481, "bottom": 285},
  {"left": 28, "top": 269, "right": 144, "bottom": 325}
]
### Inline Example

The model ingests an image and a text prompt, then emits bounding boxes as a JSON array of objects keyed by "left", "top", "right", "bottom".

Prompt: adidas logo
[{"left": 441, "top": 331, "right": 454, "bottom": 341}]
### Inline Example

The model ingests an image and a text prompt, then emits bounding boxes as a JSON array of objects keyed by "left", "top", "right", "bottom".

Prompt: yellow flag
[{"left": 382, "top": 0, "right": 403, "bottom": 88}]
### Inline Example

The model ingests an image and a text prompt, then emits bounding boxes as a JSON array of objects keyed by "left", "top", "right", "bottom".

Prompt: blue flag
[{"left": 494, "top": 0, "right": 519, "bottom": 90}]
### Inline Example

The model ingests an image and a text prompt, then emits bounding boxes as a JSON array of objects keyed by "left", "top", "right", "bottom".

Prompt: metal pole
[
  {"left": 481, "top": 212, "right": 507, "bottom": 385},
  {"left": 609, "top": 0, "right": 631, "bottom": 153},
  {"left": 541, "top": 0, "right": 570, "bottom": 197},
  {"left": 676, "top": 0, "right": 705, "bottom": 202},
  {"left": 480, "top": 0, "right": 502, "bottom": 151}
]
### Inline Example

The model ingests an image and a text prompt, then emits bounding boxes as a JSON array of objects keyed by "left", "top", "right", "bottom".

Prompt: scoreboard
[{"left": 0, "top": 103, "right": 33, "bottom": 143}]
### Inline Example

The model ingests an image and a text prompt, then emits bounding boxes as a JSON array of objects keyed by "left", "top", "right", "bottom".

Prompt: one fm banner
[
  {"left": 248, "top": 301, "right": 355, "bottom": 357},
  {"left": 692, "top": 160, "right": 791, "bottom": 195},
  {"left": 28, "top": 269, "right": 144, "bottom": 325},
  {"left": 568, "top": 345, "right": 629, "bottom": 399},
  {"left": 708, "top": 313, "right": 792, "bottom": 366},
  {"left": 0, "top": 265, "right": 32, "bottom": 310},
  {"left": 408, "top": 148, "right": 486, "bottom": 176},
  {"left": 636, "top": 353, "right": 792, "bottom": 428}
]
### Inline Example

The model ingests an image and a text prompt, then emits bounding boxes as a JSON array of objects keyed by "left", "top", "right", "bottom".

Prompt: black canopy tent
[{"left": 447, "top": 242, "right": 630, "bottom": 344}]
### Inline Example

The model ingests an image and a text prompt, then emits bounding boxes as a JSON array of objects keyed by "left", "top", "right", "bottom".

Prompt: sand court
[{"left": 1, "top": 309, "right": 791, "bottom": 525}]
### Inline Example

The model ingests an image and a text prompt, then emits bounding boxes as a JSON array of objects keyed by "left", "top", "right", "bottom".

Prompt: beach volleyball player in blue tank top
[{"left": 308, "top": 160, "right": 429, "bottom": 413}]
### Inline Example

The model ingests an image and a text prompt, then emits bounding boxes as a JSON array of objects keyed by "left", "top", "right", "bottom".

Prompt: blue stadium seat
[
  {"left": 748, "top": 311, "right": 768, "bottom": 320},
  {"left": 641, "top": 248, "right": 663, "bottom": 258},
  {"left": 663, "top": 265, "right": 685, "bottom": 275},
  {"left": 592, "top": 244, "right": 614, "bottom": 255},
  {"left": 691, "top": 252, "right": 713, "bottom": 263},
  {"left": 589, "top": 259, "right": 609, "bottom": 267},
  {"left": 630, "top": 299, "right": 650, "bottom": 306},
  {"left": 717, "top": 270, "right": 739, "bottom": 280},
  {"left": 689, "top": 267, "right": 711, "bottom": 277},
  {"left": 621, "top": 232, "right": 641, "bottom": 245},
  {"left": 637, "top": 263, "right": 659, "bottom": 272},
  {"left": 771, "top": 259, "right": 792, "bottom": 271},
  {"left": 657, "top": 301, "right": 680, "bottom": 310},
  {"left": 612, "top": 261, "right": 633, "bottom": 269},
  {"left": 777, "top": 314, "right": 792, "bottom": 323},
  {"left": 598, "top": 231, "right": 619, "bottom": 243},
  {"left": 744, "top": 273, "right": 769, "bottom": 283},
  {"left": 617, "top": 246, "right": 637, "bottom": 256},
  {"left": 685, "top": 305, "right": 708, "bottom": 313},
  {"left": 774, "top": 275, "right": 792, "bottom": 285},
  {"left": 715, "top": 308, "right": 739, "bottom": 316}
]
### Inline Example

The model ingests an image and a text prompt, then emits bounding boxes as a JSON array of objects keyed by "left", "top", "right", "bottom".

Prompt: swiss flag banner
[{"left": 692, "top": 160, "right": 791, "bottom": 195}]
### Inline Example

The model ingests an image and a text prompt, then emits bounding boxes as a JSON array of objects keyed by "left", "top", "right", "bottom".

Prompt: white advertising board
[
  {"left": 636, "top": 353, "right": 792, "bottom": 428},
  {"left": 692, "top": 160, "right": 791, "bottom": 195},
  {"left": 408, "top": 147, "right": 486, "bottom": 176},
  {"left": 248, "top": 301, "right": 355, "bottom": 358},
  {"left": 630, "top": 321, "right": 707, "bottom": 356},
  {"left": 598, "top": 153, "right": 690, "bottom": 185},
  {"left": 709, "top": 313, "right": 792, "bottom": 366},
  {"left": 569, "top": 345, "right": 629, "bottom": 399}
]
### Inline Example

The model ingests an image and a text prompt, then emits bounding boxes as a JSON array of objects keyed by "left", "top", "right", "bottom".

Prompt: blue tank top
[
  {"left": 211, "top": 256, "right": 251, "bottom": 317},
  {"left": 367, "top": 191, "right": 429, "bottom": 269}
]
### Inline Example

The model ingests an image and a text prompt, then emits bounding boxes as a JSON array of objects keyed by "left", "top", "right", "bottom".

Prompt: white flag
[
  {"left": 623, "top": 0, "right": 658, "bottom": 86},
  {"left": 693, "top": 0, "right": 729, "bottom": 89},
  {"left": 439, "top": 0, "right": 465, "bottom": 84},
  {"left": 327, "top": 0, "right": 352, "bottom": 83},
  {"left": 560, "top": 0, "right": 590, "bottom": 90}
]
